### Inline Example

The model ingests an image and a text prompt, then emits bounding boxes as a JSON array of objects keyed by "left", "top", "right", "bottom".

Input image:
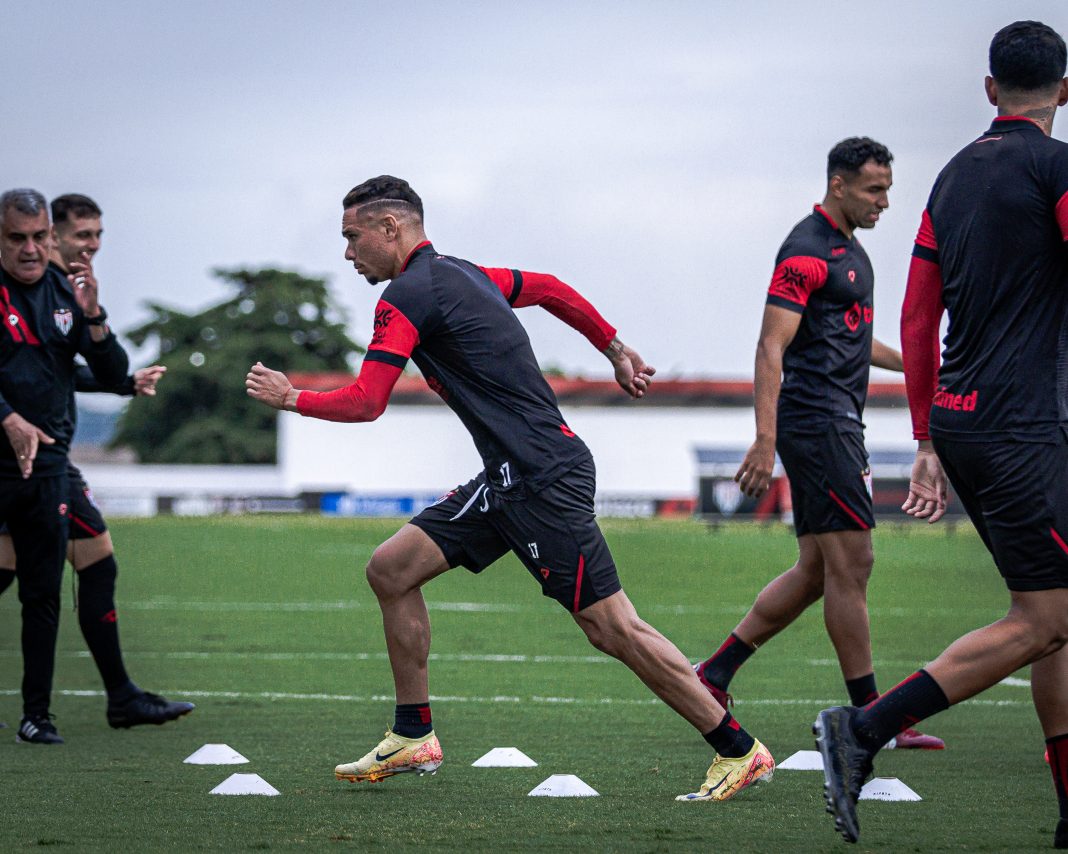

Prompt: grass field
[{"left": 0, "top": 517, "right": 1055, "bottom": 852}]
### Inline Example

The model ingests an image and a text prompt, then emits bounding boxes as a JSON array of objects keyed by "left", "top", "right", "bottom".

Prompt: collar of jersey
[
  {"left": 399, "top": 241, "right": 434, "bottom": 273},
  {"left": 990, "top": 116, "right": 1045, "bottom": 134},
  {"left": 812, "top": 204, "right": 849, "bottom": 239}
]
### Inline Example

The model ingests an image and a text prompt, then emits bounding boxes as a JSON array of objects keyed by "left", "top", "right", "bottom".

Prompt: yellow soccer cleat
[
  {"left": 334, "top": 730, "right": 443, "bottom": 783},
  {"left": 675, "top": 739, "right": 774, "bottom": 802}
]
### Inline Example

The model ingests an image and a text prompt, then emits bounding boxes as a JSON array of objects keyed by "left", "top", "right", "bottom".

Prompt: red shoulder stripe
[
  {"left": 767, "top": 256, "right": 828, "bottom": 308},
  {"left": 368, "top": 299, "right": 419, "bottom": 359}
]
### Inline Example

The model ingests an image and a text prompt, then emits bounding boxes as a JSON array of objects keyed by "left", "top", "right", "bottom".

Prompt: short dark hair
[
  {"left": 990, "top": 21, "right": 1067, "bottom": 92},
  {"left": 827, "top": 137, "right": 893, "bottom": 181},
  {"left": 51, "top": 193, "right": 102, "bottom": 224},
  {"left": 342, "top": 175, "right": 423, "bottom": 220},
  {"left": 0, "top": 188, "right": 48, "bottom": 220}
]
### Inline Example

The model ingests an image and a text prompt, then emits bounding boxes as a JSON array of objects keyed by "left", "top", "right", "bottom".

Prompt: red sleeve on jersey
[
  {"left": 901, "top": 254, "right": 945, "bottom": 441},
  {"left": 478, "top": 266, "right": 519, "bottom": 301},
  {"left": 368, "top": 299, "right": 420, "bottom": 359},
  {"left": 485, "top": 268, "right": 617, "bottom": 351},
  {"left": 1056, "top": 190, "right": 1068, "bottom": 241},
  {"left": 915, "top": 209, "right": 939, "bottom": 251},
  {"left": 767, "top": 256, "right": 828, "bottom": 307},
  {"left": 295, "top": 359, "right": 402, "bottom": 422}
]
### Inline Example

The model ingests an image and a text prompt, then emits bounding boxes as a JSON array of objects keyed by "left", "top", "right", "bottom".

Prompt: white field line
[
  {"left": 109, "top": 598, "right": 1004, "bottom": 618},
  {"left": 0, "top": 688, "right": 1033, "bottom": 707},
  {"left": 0, "top": 650, "right": 613, "bottom": 665},
  {"left": 0, "top": 650, "right": 1040, "bottom": 677}
]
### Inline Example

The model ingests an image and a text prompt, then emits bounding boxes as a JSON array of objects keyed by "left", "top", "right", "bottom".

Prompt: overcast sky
[{"left": 5, "top": 1, "right": 1065, "bottom": 380}]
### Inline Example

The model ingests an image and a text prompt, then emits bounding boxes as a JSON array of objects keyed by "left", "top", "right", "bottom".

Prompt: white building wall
[
  {"left": 278, "top": 404, "right": 916, "bottom": 497},
  {"left": 73, "top": 404, "right": 917, "bottom": 517}
]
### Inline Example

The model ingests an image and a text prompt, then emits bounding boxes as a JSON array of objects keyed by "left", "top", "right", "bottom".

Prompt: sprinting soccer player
[
  {"left": 0, "top": 188, "right": 129, "bottom": 744},
  {"left": 247, "top": 175, "right": 774, "bottom": 801},
  {"left": 816, "top": 21, "right": 1068, "bottom": 847},
  {"left": 695, "top": 139, "right": 943, "bottom": 750},
  {"left": 0, "top": 193, "right": 194, "bottom": 731}
]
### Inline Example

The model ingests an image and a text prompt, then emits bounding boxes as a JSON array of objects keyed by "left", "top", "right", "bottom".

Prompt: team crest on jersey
[
  {"left": 848, "top": 270, "right": 856, "bottom": 283},
  {"left": 53, "top": 309, "right": 73, "bottom": 335},
  {"left": 844, "top": 302, "right": 862, "bottom": 332}
]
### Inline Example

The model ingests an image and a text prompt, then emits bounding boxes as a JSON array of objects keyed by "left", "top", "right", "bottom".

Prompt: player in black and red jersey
[
  {"left": 694, "top": 139, "right": 942, "bottom": 749},
  {"left": 0, "top": 188, "right": 129, "bottom": 744},
  {"left": 247, "top": 176, "right": 774, "bottom": 801},
  {"left": 0, "top": 193, "right": 193, "bottom": 731},
  {"left": 816, "top": 22, "right": 1068, "bottom": 847}
]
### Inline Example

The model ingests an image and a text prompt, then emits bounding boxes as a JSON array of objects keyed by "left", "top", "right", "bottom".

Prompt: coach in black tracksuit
[{"left": 0, "top": 189, "right": 128, "bottom": 744}]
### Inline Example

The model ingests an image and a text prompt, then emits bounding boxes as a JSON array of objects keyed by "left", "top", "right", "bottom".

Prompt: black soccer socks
[
  {"left": 394, "top": 702, "right": 433, "bottom": 738},
  {"left": 703, "top": 710, "right": 756, "bottom": 758},
  {"left": 852, "top": 669, "right": 949, "bottom": 752},
  {"left": 0, "top": 567, "right": 13, "bottom": 597},
  {"left": 845, "top": 672, "right": 879, "bottom": 707},
  {"left": 698, "top": 633, "right": 756, "bottom": 690},
  {"left": 76, "top": 556, "right": 132, "bottom": 696}
]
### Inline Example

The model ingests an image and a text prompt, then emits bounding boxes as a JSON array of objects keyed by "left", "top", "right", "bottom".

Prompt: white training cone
[
  {"left": 184, "top": 744, "right": 249, "bottom": 765},
  {"left": 528, "top": 774, "right": 599, "bottom": 797},
  {"left": 472, "top": 747, "right": 538, "bottom": 767},
  {"left": 209, "top": 773, "right": 280, "bottom": 796},
  {"left": 777, "top": 750, "right": 824, "bottom": 771},
  {"left": 859, "top": 777, "right": 922, "bottom": 802}
]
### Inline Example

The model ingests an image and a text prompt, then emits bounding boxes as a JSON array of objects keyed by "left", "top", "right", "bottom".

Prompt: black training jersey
[
  {"left": 766, "top": 205, "right": 875, "bottom": 428},
  {"left": 909, "top": 118, "right": 1068, "bottom": 442},
  {"left": 0, "top": 265, "right": 129, "bottom": 477},
  {"left": 363, "top": 243, "right": 591, "bottom": 493}
]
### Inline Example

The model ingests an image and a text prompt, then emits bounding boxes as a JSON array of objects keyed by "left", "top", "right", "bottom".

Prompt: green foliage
[{"left": 112, "top": 267, "right": 364, "bottom": 463}]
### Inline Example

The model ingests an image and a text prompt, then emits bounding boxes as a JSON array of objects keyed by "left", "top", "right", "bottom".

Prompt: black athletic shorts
[
  {"left": 933, "top": 433, "right": 1068, "bottom": 591},
  {"left": 0, "top": 463, "right": 105, "bottom": 540},
  {"left": 777, "top": 421, "right": 875, "bottom": 537},
  {"left": 410, "top": 457, "right": 622, "bottom": 612}
]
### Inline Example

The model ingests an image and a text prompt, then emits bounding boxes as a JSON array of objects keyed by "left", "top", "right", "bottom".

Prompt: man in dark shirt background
[
  {"left": 0, "top": 193, "right": 193, "bottom": 731},
  {"left": 817, "top": 22, "right": 1068, "bottom": 848},
  {"left": 0, "top": 188, "right": 129, "bottom": 744},
  {"left": 247, "top": 176, "right": 775, "bottom": 802},
  {"left": 695, "top": 139, "right": 941, "bottom": 748}
]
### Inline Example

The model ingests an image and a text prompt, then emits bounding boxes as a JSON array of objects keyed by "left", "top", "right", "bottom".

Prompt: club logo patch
[
  {"left": 848, "top": 270, "right": 856, "bottom": 283},
  {"left": 844, "top": 302, "right": 862, "bottom": 332},
  {"left": 53, "top": 309, "right": 73, "bottom": 335}
]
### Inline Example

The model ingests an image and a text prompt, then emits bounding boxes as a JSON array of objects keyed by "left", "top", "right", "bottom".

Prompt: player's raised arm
[
  {"left": 479, "top": 266, "right": 653, "bottom": 397},
  {"left": 900, "top": 209, "right": 948, "bottom": 522},
  {"left": 245, "top": 359, "right": 402, "bottom": 422},
  {"left": 479, "top": 267, "right": 616, "bottom": 350}
]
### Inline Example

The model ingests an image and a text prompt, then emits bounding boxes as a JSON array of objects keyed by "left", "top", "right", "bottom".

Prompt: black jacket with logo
[{"left": 0, "top": 265, "right": 129, "bottom": 477}]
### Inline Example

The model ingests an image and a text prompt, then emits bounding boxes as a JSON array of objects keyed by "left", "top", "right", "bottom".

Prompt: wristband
[{"left": 84, "top": 306, "right": 108, "bottom": 326}]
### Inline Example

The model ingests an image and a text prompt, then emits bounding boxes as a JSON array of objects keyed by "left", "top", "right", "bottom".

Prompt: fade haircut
[
  {"left": 51, "top": 193, "right": 102, "bottom": 225},
  {"left": 827, "top": 137, "right": 893, "bottom": 182},
  {"left": 990, "top": 21, "right": 1067, "bottom": 93},
  {"left": 342, "top": 175, "right": 424, "bottom": 221},
  {"left": 0, "top": 188, "right": 49, "bottom": 220}
]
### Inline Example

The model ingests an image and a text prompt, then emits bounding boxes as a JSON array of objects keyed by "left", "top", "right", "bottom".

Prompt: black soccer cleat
[
  {"left": 1055, "top": 817, "right": 1068, "bottom": 849},
  {"left": 107, "top": 691, "right": 196, "bottom": 729},
  {"left": 16, "top": 714, "right": 64, "bottom": 745},
  {"left": 813, "top": 706, "right": 874, "bottom": 844}
]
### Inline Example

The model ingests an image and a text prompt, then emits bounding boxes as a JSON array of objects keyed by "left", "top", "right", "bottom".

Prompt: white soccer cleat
[{"left": 334, "top": 730, "right": 443, "bottom": 783}]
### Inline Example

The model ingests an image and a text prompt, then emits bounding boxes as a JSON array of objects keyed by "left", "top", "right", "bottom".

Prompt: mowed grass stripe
[{"left": 0, "top": 517, "right": 1047, "bottom": 853}]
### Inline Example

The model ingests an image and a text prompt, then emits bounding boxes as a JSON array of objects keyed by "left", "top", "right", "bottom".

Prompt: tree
[{"left": 112, "top": 267, "right": 364, "bottom": 463}]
